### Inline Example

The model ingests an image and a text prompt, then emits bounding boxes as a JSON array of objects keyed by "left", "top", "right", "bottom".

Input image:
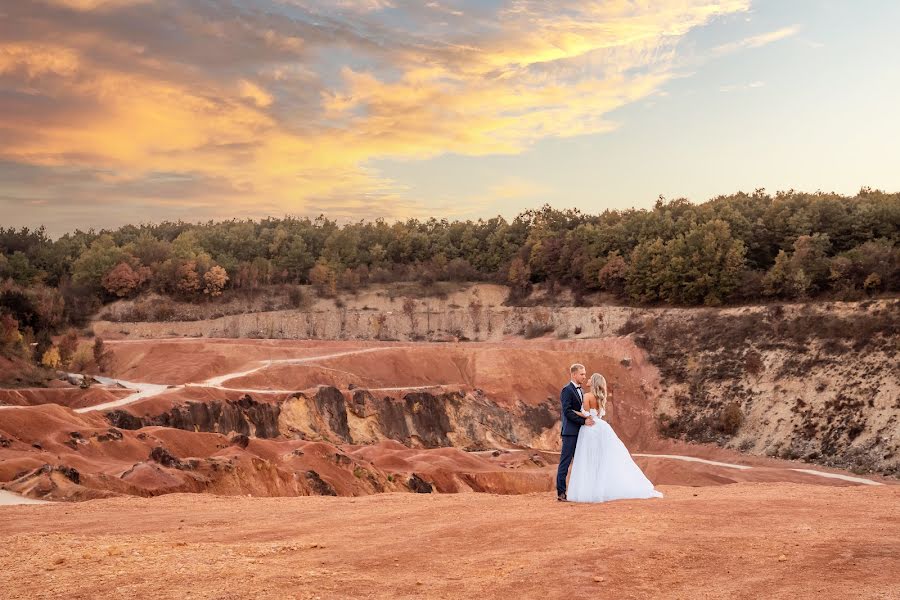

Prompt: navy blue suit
[{"left": 556, "top": 381, "right": 586, "bottom": 496}]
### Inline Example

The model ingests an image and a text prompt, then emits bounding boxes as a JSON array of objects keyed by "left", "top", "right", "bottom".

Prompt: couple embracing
[{"left": 556, "top": 363, "right": 663, "bottom": 503}]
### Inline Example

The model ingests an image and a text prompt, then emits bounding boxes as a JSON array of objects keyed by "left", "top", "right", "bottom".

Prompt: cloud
[
  {"left": 713, "top": 25, "right": 800, "bottom": 55},
  {"left": 719, "top": 80, "right": 765, "bottom": 92},
  {"left": 1, "top": 0, "right": 753, "bottom": 233},
  {"left": 39, "top": 0, "right": 150, "bottom": 10}
]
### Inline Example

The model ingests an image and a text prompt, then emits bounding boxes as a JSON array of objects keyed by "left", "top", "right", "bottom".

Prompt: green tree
[
  {"left": 664, "top": 220, "right": 747, "bottom": 305},
  {"left": 2, "top": 251, "right": 38, "bottom": 284},
  {"left": 128, "top": 233, "right": 172, "bottom": 266},
  {"left": 626, "top": 238, "right": 667, "bottom": 303},
  {"left": 763, "top": 234, "right": 831, "bottom": 298},
  {"left": 72, "top": 235, "right": 130, "bottom": 293}
]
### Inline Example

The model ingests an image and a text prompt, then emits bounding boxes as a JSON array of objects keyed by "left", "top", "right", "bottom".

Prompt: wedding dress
[{"left": 567, "top": 407, "right": 663, "bottom": 503}]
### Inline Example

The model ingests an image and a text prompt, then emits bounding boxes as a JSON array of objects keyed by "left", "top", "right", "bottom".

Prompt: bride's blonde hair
[{"left": 590, "top": 373, "right": 608, "bottom": 412}]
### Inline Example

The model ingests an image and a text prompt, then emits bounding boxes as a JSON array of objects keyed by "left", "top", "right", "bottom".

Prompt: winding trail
[
  {"left": 788, "top": 468, "right": 883, "bottom": 486},
  {"left": 631, "top": 453, "right": 753, "bottom": 470},
  {"left": 475, "top": 449, "right": 884, "bottom": 486},
  {"left": 200, "top": 347, "right": 389, "bottom": 387},
  {"left": 74, "top": 377, "right": 171, "bottom": 414},
  {"left": 62, "top": 347, "right": 396, "bottom": 413}
]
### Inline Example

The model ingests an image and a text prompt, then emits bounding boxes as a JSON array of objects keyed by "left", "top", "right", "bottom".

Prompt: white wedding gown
[{"left": 567, "top": 408, "right": 663, "bottom": 503}]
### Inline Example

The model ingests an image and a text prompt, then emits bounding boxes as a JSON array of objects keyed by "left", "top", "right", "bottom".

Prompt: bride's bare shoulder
[{"left": 582, "top": 392, "right": 598, "bottom": 409}]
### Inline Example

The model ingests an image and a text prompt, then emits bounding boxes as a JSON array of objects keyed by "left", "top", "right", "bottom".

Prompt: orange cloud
[{"left": 1, "top": 0, "right": 753, "bottom": 228}]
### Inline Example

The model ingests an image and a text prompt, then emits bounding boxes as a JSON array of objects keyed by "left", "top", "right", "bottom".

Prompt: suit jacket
[{"left": 560, "top": 381, "right": 586, "bottom": 436}]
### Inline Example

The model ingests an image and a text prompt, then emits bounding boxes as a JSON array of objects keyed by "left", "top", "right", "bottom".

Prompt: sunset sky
[{"left": 2, "top": 0, "right": 899, "bottom": 236}]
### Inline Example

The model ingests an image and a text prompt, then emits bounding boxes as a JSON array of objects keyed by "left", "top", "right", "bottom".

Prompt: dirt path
[
  {"left": 0, "top": 484, "right": 896, "bottom": 599},
  {"left": 199, "top": 347, "right": 391, "bottom": 387}
]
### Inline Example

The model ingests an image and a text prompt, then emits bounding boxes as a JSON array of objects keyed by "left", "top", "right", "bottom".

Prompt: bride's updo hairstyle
[{"left": 590, "top": 373, "right": 608, "bottom": 412}]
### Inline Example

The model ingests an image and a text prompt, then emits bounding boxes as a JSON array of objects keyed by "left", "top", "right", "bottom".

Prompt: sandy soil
[{"left": 1, "top": 484, "right": 897, "bottom": 600}]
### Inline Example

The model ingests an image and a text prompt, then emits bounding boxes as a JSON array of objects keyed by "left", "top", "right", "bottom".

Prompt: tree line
[{"left": 1, "top": 188, "right": 898, "bottom": 367}]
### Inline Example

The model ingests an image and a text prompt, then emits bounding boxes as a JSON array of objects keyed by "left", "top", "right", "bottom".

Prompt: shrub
[
  {"left": 287, "top": 286, "right": 306, "bottom": 309},
  {"left": 524, "top": 321, "right": 554, "bottom": 339},
  {"left": 70, "top": 343, "right": 93, "bottom": 372},
  {"left": 151, "top": 299, "right": 176, "bottom": 321},
  {"left": 744, "top": 350, "right": 764, "bottom": 376},
  {"left": 720, "top": 402, "right": 744, "bottom": 435}
]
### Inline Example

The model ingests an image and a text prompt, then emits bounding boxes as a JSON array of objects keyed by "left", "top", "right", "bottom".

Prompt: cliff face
[
  {"left": 621, "top": 299, "right": 899, "bottom": 477},
  {"left": 106, "top": 385, "right": 559, "bottom": 451},
  {"left": 93, "top": 284, "right": 630, "bottom": 342}
]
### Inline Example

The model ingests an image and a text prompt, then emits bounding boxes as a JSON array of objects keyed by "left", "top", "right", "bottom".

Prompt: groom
[{"left": 556, "top": 363, "right": 594, "bottom": 502}]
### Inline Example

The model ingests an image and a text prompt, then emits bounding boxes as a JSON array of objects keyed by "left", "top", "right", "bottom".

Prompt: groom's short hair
[{"left": 570, "top": 363, "right": 585, "bottom": 374}]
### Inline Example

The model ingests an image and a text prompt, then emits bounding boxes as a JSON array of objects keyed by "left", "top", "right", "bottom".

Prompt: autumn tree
[
  {"left": 0, "top": 313, "right": 23, "bottom": 356},
  {"left": 102, "top": 262, "right": 142, "bottom": 297},
  {"left": 596, "top": 252, "right": 629, "bottom": 296},
  {"left": 203, "top": 265, "right": 229, "bottom": 297},
  {"left": 176, "top": 261, "right": 201, "bottom": 296},
  {"left": 506, "top": 257, "right": 531, "bottom": 296},
  {"left": 309, "top": 261, "right": 337, "bottom": 296},
  {"left": 93, "top": 336, "right": 112, "bottom": 373},
  {"left": 41, "top": 346, "right": 61, "bottom": 369},
  {"left": 58, "top": 328, "right": 79, "bottom": 367}
]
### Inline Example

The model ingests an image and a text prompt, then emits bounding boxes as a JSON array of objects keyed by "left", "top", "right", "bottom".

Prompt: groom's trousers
[{"left": 556, "top": 435, "right": 578, "bottom": 496}]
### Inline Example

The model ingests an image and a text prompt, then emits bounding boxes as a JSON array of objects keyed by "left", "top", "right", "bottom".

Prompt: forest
[{"left": 2, "top": 188, "right": 899, "bottom": 368}]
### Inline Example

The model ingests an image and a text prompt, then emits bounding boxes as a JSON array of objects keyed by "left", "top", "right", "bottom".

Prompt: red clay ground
[
  {"left": 1, "top": 484, "right": 897, "bottom": 600},
  {"left": 1, "top": 338, "right": 894, "bottom": 502}
]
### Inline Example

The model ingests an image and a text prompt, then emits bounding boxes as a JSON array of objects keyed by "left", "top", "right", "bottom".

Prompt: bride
[{"left": 567, "top": 373, "right": 663, "bottom": 503}]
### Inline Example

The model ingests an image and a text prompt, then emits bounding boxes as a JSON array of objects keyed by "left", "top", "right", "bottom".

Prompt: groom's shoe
[{"left": 557, "top": 493, "right": 567, "bottom": 502}]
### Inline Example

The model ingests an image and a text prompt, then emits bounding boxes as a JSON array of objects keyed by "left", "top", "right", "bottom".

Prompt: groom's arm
[{"left": 562, "top": 389, "right": 586, "bottom": 426}]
